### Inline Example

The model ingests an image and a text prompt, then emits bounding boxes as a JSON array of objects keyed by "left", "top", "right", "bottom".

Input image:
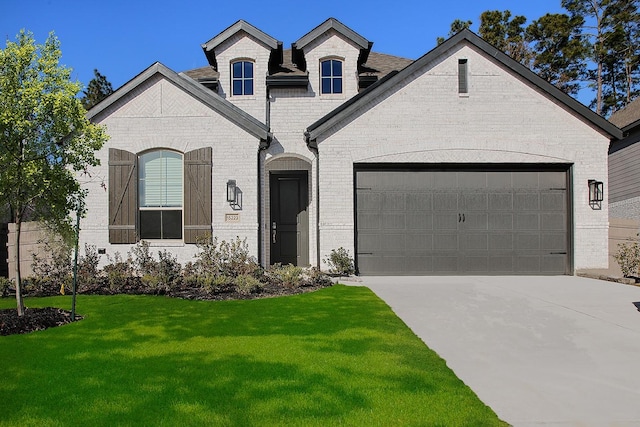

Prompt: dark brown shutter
[
  {"left": 184, "top": 147, "right": 212, "bottom": 243},
  {"left": 108, "top": 148, "right": 138, "bottom": 243}
]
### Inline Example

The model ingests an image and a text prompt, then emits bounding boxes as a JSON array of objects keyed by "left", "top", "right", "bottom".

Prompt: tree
[
  {"left": 479, "top": 10, "right": 532, "bottom": 66},
  {"left": 561, "top": 0, "right": 640, "bottom": 115},
  {"left": 80, "top": 69, "right": 114, "bottom": 110},
  {"left": 437, "top": 19, "right": 473, "bottom": 44},
  {"left": 0, "top": 30, "right": 108, "bottom": 316},
  {"left": 526, "top": 13, "right": 589, "bottom": 96}
]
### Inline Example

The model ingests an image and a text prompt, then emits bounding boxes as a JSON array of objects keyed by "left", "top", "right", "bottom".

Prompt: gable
[
  {"left": 306, "top": 29, "right": 621, "bottom": 144},
  {"left": 88, "top": 62, "right": 270, "bottom": 142}
]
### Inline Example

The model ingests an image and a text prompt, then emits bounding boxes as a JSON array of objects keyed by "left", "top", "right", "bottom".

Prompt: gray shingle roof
[{"left": 609, "top": 98, "right": 640, "bottom": 130}]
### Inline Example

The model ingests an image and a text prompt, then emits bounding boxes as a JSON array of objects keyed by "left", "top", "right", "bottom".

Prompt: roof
[
  {"left": 87, "top": 62, "right": 270, "bottom": 143},
  {"left": 306, "top": 29, "right": 623, "bottom": 144},
  {"left": 292, "top": 17, "right": 369, "bottom": 51},
  {"left": 609, "top": 97, "right": 640, "bottom": 131},
  {"left": 201, "top": 20, "right": 281, "bottom": 70}
]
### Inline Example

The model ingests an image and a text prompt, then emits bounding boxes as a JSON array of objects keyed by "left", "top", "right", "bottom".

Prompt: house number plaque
[{"left": 225, "top": 213, "right": 240, "bottom": 223}]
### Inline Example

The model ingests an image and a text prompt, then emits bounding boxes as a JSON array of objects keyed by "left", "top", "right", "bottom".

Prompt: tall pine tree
[{"left": 81, "top": 69, "right": 114, "bottom": 110}]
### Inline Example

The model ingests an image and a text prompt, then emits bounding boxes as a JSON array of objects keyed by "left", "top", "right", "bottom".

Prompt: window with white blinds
[
  {"left": 138, "top": 150, "right": 183, "bottom": 239},
  {"left": 139, "top": 150, "right": 183, "bottom": 207}
]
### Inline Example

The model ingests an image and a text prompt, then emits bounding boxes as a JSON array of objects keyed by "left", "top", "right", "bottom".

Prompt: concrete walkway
[{"left": 357, "top": 276, "right": 640, "bottom": 427}]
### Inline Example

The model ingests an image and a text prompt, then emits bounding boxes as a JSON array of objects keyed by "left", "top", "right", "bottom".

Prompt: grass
[{"left": 0, "top": 285, "right": 506, "bottom": 426}]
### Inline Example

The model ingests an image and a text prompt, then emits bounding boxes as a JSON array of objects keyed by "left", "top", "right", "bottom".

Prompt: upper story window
[
  {"left": 232, "top": 60, "right": 254, "bottom": 96},
  {"left": 321, "top": 59, "right": 342, "bottom": 94},
  {"left": 138, "top": 150, "right": 183, "bottom": 239}
]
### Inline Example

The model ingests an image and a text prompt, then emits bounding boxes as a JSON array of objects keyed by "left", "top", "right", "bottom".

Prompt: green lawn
[{"left": 0, "top": 285, "right": 506, "bottom": 426}]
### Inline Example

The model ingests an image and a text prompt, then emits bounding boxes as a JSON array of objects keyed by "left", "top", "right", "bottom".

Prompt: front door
[{"left": 270, "top": 172, "right": 309, "bottom": 266}]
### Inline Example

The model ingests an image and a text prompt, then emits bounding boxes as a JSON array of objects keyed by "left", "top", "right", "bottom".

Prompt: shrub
[
  {"left": 30, "top": 231, "right": 73, "bottom": 291},
  {"left": 0, "top": 277, "right": 13, "bottom": 297},
  {"left": 193, "top": 235, "right": 260, "bottom": 278},
  {"left": 267, "top": 263, "right": 304, "bottom": 289},
  {"left": 324, "top": 247, "right": 355, "bottom": 276},
  {"left": 614, "top": 235, "right": 640, "bottom": 278},
  {"left": 102, "top": 252, "right": 132, "bottom": 291},
  {"left": 302, "top": 267, "right": 333, "bottom": 287},
  {"left": 155, "top": 249, "right": 182, "bottom": 292},
  {"left": 130, "top": 240, "right": 157, "bottom": 276},
  {"left": 78, "top": 244, "right": 100, "bottom": 287},
  {"left": 234, "top": 274, "right": 262, "bottom": 295}
]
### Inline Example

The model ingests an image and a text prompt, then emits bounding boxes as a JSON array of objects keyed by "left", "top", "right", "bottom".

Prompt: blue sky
[{"left": 3, "top": 0, "right": 568, "bottom": 95}]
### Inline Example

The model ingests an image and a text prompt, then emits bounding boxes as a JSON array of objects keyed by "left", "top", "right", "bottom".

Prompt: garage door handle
[{"left": 550, "top": 252, "right": 567, "bottom": 255}]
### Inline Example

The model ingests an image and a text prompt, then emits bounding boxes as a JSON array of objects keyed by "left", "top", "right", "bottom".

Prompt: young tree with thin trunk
[{"left": 0, "top": 30, "right": 108, "bottom": 316}]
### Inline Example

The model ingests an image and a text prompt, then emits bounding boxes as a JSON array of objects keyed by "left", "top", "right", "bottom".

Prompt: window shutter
[
  {"left": 108, "top": 148, "right": 138, "bottom": 243},
  {"left": 184, "top": 147, "right": 212, "bottom": 243}
]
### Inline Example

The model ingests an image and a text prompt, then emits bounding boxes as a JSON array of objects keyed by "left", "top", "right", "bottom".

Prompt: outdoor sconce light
[
  {"left": 588, "top": 179, "right": 604, "bottom": 203},
  {"left": 226, "top": 180, "right": 237, "bottom": 203}
]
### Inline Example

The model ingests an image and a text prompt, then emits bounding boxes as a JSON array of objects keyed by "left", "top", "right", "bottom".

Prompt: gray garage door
[{"left": 355, "top": 168, "right": 570, "bottom": 275}]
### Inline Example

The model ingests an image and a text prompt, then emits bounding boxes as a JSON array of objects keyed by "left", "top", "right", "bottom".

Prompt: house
[
  {"left": 83, "top": 18, "right": 622, "bottom": 275},
  {"left": 608, "top": 98, "right": 640, "bottom": 220}
]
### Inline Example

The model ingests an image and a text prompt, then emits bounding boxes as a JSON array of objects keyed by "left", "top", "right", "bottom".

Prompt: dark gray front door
[
  {"left": 355, "top": 168, "right": 570, "bottom": 275},
  {"left": 270, "top": 172, "right": 309, "bottom": 266}
]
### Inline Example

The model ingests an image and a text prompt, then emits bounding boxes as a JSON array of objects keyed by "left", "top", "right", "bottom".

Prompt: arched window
[
  {"left": 321, "top": 59, "right": 342, "bottom": 94},
  {"left": 138, "top": 150, "right": 183, "bottom": 239},
  {"left": 232, "top": 60, "right": 254, "bottom": 96}
]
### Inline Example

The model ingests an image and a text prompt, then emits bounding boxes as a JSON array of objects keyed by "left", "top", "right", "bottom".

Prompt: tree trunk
[{"left": 14, "top": 217, "right": 24, "bottom": 316}]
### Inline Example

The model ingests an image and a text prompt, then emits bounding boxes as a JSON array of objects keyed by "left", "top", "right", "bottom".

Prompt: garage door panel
[
  {"left": 489, "top": 234, "right": 513, "bottom": 251},
  {"left": 515, "top": 213, "right": 540, "bottom": 230},
  {"left": 382, "top": 193, "right": 405, "bottom": 210},
  {"left": 490, "top": 193, "right": 513, "bottom": 210},
  {"left": 434, "top": 233, "right": 458, "bottom": 250},
  {"left": 407, "top": 213, "right": 433, "bottom": 230},
  {"left": 515, "top": 193, "right": 540, "bottom": 210},
  {"left": 461, "top": 193, "right": 488, "bottom": 210},
  {"left": 434, "top": 193, "right": 458, "bottom": 210},
  {"left": 516, "top": 234, "right": 541, "bottom": 250},
  {"left": 434, "top": 213, "right": 458, "bottom": 230},
  {"left": 488, "top": 213, "right": 513, "bottom": 230},
  {"left": 542, "top": 213, "right": 567, "bottom": 230},
  {"left": 382, "top": 213, "right": 405, "bottom": 229},
  {"left": 355, "top": 169, "right": 569, "bottom": 275},
  {"left": 406, "top": 193, "right": 432, "bottom": 210},
  {"left": 433, "top": 256, "right": 458, "bottom": 272},
  {"left": 542, "top": 193, "right": 566, "bottom": 211},
  {"left": 357, "top": 192, "right": 382, "bottom": 210},
  {"left": 462, "top": 233, "right": 488, "bottom": 251},
  {"left": 357, "top": 213, "right": 380, "bottom": 230}
]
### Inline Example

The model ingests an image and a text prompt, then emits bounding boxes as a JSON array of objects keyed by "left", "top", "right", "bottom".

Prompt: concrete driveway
[{"left": 358, "top": 276, "right": 640, "bottom": 427}]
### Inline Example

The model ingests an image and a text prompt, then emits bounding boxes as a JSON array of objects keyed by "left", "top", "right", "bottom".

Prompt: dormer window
[
  {"left": 232, "top": 60, "right": 254, "bottom": 96},
  {"left": 321, "top": 59, "right": 342, "bottom": 94}
]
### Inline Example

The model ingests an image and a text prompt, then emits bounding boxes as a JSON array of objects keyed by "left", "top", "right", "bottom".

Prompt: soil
[{"left": 0, "top": 307, "right": 81, "bottom": 336}]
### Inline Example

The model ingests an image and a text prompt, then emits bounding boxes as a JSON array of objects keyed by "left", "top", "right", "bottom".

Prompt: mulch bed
[{"left": 0, "top": 307, "right": 81, "bottom": 336}]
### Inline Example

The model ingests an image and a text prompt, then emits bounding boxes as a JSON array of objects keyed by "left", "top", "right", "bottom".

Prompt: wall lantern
[
  {"left": 588, "top": 179, "right": 604, "bottom": 203},
  {"left": 226, "top": 180, "right": 237, "bottom": 203}
]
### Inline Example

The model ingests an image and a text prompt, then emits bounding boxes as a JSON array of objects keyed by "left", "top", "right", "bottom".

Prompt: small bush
[
  {"left": 302, "top": 267, "right": 333, "bottom": 287},
  {"left": 234, "top": 274, "right": 262, "bottom": 295},
  {"left": 193, "top": 235, "right": 260, "bottom": 278},
  {"left": 130, "top": 240, "right": 157, "bottom": 276},
  {"left": 614, "top": 235, "right": 640, "bottom": 278},
  {"left": 78, "top": 244, "right": 100, "bottom": 287},
  {"left": 0, "top": 277, "right": 13, "bottom": 297},
  {"left": 267, "top": 264, "right": 304, "bottom": 289},
  {"left": 31, "top": 232, "right": 73, "bottom": 290},
  {"left": 102, "top": 252, "right": 132, "bottom": 291},
  {"left": 324, "top": 247, "right": 355, "bottom": 276},
  {"left": 155, "top": 249, "right": 182, "bottom": 292}
]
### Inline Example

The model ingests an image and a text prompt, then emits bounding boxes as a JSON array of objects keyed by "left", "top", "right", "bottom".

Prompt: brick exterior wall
[{"left": 82, "top": 29, "right": 611, "bottom": 273}]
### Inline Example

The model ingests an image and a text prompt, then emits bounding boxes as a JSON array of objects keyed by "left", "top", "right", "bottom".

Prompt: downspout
[
  {"left": 305, "top": 131, "right": 321, "bottom": 269},
  {"left": 258, "top": 85, "right": 272, "bottom": 268}
]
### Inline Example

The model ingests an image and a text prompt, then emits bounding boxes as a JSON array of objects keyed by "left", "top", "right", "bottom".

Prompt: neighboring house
[
  {"left": 83, "top": 18, "right": 622, "bottom": 275},
  {"left": 608, "top": 98, "right": 640, "bottom": 220}
]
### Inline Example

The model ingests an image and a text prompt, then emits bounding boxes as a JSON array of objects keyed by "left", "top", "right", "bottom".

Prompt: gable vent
[{"left": 458, "top": 59, "right": 468, "bottom": 94}]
